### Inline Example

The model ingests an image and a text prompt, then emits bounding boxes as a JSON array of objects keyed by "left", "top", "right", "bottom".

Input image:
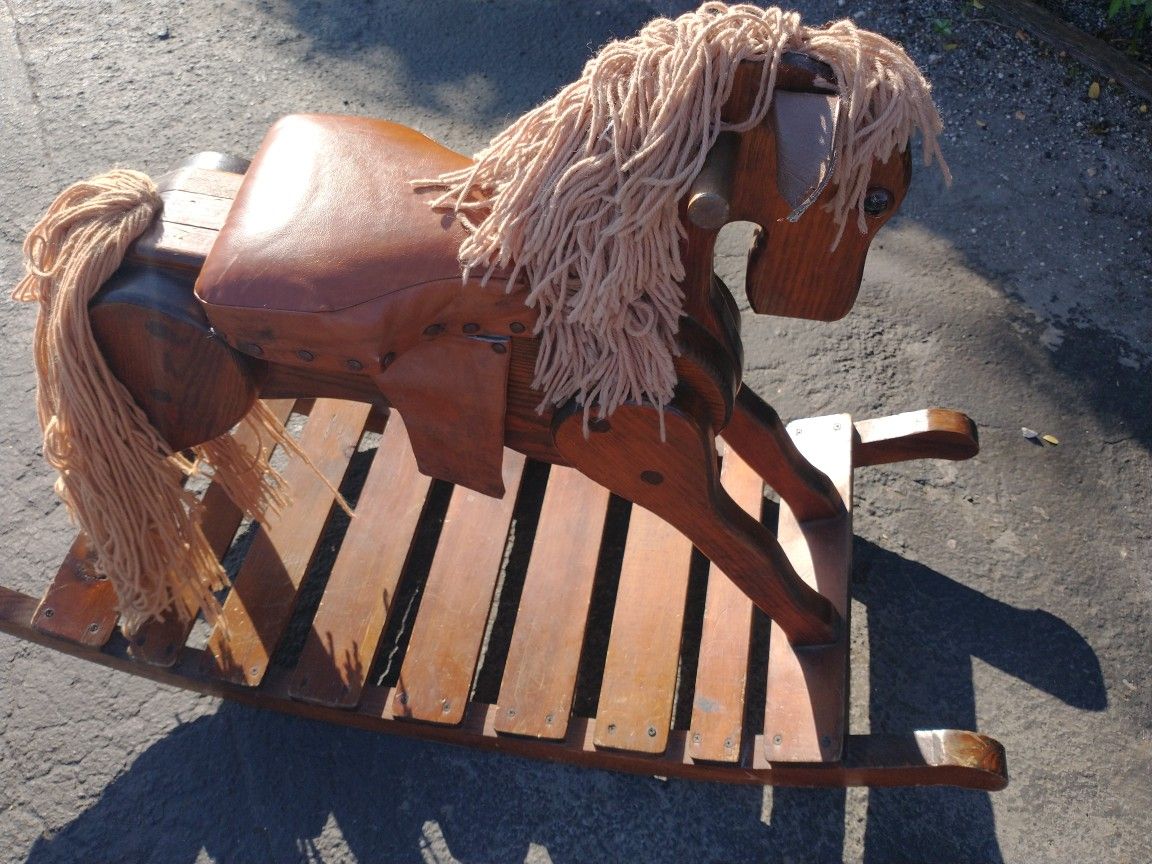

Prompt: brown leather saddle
[
  {"left": 197, "top": 114, "right": 535, "bottom": 496},
  {"left": 196, "top": 91, "right": 842, "bottom": 497}
]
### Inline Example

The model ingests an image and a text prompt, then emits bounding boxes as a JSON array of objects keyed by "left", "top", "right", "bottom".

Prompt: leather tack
[
  {"left": 381, "top": 352, "right": 395, "bottom": 369},
  {"left": 509, "top": 321, "right": 526, "bottom": 334},
  {"left": 462, "top": 323, "right": 480, "bottom": 334},
  {"left": 491, "top": 342, "right": 507, "bottom": 354},
  {"left": 297, "top": 349, "right": 315, "bottom": 362},
  {"left": 345, "top": 358, "right": 363, "bottom": 371},
  {"left": 423, "top": 323, "right": 445, "bottom": 337}
]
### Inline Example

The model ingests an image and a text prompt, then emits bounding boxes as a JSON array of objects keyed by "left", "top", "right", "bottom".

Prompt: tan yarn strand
[
  {"left": 14, "top": 170, "right": 305, "bottom": 633},
  {"left": 416, "top": 3, "right": 947, "bottom": 419}
]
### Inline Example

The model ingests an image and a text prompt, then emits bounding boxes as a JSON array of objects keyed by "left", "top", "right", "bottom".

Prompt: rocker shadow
[{"left": 21, "top": 538, "right": 1103, "bottom": 864}]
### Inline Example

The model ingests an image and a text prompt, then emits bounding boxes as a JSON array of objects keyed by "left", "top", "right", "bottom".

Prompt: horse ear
[{"left": 771, "top": 91, "right": 839, "bottom": 218}]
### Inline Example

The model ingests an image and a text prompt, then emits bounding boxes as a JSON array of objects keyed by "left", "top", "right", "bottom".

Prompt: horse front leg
[
  {"left": 552, "top": 393, "right": 840, "bottom": 647},
  {"left": 723, "top": 386, "right": 845, "bottom": 522}
]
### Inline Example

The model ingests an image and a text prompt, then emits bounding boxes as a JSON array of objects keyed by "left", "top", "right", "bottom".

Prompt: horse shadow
[{"left": 21, "top": 537, "right": 1103, "bottom": 864}]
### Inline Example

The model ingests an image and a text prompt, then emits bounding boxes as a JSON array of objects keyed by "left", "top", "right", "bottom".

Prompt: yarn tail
[{"left": 14, "top": 170, "right": 300, "bottom": 634}]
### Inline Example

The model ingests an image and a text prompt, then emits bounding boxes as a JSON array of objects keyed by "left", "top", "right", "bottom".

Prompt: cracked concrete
[{"left": 1, "top": 1, "right": 1149, "bottom": 862}]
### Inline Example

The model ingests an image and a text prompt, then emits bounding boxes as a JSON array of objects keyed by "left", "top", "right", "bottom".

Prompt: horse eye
[{"left": 863, "top": 188, "right": 893, "bottom": 216}]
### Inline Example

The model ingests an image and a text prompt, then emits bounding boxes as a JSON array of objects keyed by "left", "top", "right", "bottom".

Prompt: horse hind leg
[{"left": 89, "top": 261, "right": 259, "bottom": 451}]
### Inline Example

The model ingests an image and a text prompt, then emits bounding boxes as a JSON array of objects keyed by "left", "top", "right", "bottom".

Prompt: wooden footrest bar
[{"left": 5, "top": 402, "right": 1006, "bottom": 789}]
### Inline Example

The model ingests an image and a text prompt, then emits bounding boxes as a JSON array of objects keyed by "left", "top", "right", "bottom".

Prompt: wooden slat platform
[{"left": 1, "top": 401, "right": 1008, "bottom": 789}]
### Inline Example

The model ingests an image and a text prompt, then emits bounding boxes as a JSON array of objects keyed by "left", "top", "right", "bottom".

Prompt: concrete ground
[{"left": 1, "top": 1, "right": 1149, "bottom": 861}]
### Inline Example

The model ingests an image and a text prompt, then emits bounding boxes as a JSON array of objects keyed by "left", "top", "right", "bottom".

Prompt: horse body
[{"left": 85, "top": 52, "right": 909, "bottom": 645}]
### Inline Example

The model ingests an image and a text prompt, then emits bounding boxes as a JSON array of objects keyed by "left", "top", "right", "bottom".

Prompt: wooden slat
[
  {"left": 204, "top": 398, "right": 371, "bottom": 686},
  {"left": 290, "top": 415, "right": 433, "bottom": 707},
  {"left": 593, "top": 505, "right": 694, "bottom": 753},
  {"left": 161, "top": 166, "right": 246, "bottom": 200},
  {"left": 764, "top": 413, "right": 853, "bottom": 762},
  {"left": 31, "top": 535, "right": 118, "bottom": 647},
  {"left": 130, "top": 399, "right": 296, "bottom": 666},
  {"left": 688, "top": 443, "right": 761, "bottom": 762},
  {"left": 495, "top": 467, "right": 612, "bottom": 739},
  {"left": 393, "top": 451, "right": 527, "bottom": 724},
  {"left": 158, "top": 189, "right": 234, "bottom": 231}
]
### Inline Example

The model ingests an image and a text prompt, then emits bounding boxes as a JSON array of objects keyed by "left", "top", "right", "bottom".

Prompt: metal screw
[
  {"left": 509, "top": 321, "right": 526, "bottom": 334},
  {"left": 296, "top": 349, "right": 315, "bottom": 362},
  {"left": 724, "top": 737, "right": 734, "bottom": 749},
  {"left": 42, "top": 608, "right": 54, "bottom": 618},
  {"left": 87, "top": 622, "right": 100, "bottom": 634},
  {"left": 692, "top": 733, "right": 702, "bottom": 745},
  {"left": 507, "top": 707, "right": 517, "bottom": 717},
  {"left": 647, "top": 725, "right": 658, "bottom": 738},
  {"left": 441, "top": 700, "right": 452, "bottom": 714},
  {"left": 772, "top": 734, "right": 783, "bottom": 746},
  {"left": 832, "top": 422, "right": 841, "bottom": 431},
  {"left": 345, "top": 358, "right": 363, "bottom": 371},
  {"left": 606, "top": 723, "right": 616, "bottom": 734},
  {"left": 462, "top": 323, "right": 480, "bottom": 334},
  {"left": 398, "top": 691, "right": 409, "bottom": 705},
  {"left": 545, "top": 713, "right": 555, "bottom": 725},
  {"left": 249, "top": 666, "right": 260, "bottom": 677},
  {"left": 793, "top": 426, "right": 803, "bottom": 435}
]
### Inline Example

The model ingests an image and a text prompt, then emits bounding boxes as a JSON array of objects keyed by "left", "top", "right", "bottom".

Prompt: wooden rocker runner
[{"left": 4, "top": 6, "right": 1007, "bottom": 789}]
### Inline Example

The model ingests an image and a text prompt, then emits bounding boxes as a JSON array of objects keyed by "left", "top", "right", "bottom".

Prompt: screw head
[
  {"left": 772, "top": 734, "right": 783, "bottom": 746},
  {"left": 398, "top": 691, "right": 409, "bottom": 705},
  {"left": 507, "top": 707, "right": 517, "bottom": 717},
  {"left": 647, "top": 725, "right": 658, "bottom": 737},
  {"left": 724, "top": 737, "right": 734, "bottom": 749},
  {"left": 87, "top": 622, "right": 100, "bottom": 634},
  {"left": 692, "top": 733, "right": 702, "bottom": 745},
  {"left": 509, "top": 321, "right": 526, "bottom": 334},
  {"left": 42, "top": 607, "right": 54, "bottom": 618},
  {"left": 345, "top": 358, "right": 363, "bottom": 371},
  {"left": 296, "top": 349, "right": 315, "bottom": 362},
  {"left": 606, "top": 723, "right": 616, "bottom": 734}
]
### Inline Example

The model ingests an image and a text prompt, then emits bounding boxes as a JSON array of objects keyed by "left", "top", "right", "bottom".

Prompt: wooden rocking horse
[{"left": 3, "top": 6, "right": 1007, "bottom": 788}]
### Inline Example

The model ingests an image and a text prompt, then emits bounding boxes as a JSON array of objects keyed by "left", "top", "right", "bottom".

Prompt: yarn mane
[{"left": 419, "top": 3, "right": 949, "bottom": 418}]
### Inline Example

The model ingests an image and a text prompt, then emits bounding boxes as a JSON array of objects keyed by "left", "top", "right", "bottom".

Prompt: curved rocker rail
[{"left": 0, "top": 399, "right": 1006, "bottom": 790}]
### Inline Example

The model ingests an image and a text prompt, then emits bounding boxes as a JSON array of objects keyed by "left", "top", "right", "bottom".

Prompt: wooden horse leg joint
[
  {"left": 552, "top": 394, "right": 841, "bottom": 647},
  {"left": 723, "top": 386, "right": 845, "bottom": 522}
]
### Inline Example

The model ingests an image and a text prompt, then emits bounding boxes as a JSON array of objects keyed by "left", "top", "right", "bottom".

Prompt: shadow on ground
[{"left": 23, "top": 540, "right": 1103, "bottom": 864}]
